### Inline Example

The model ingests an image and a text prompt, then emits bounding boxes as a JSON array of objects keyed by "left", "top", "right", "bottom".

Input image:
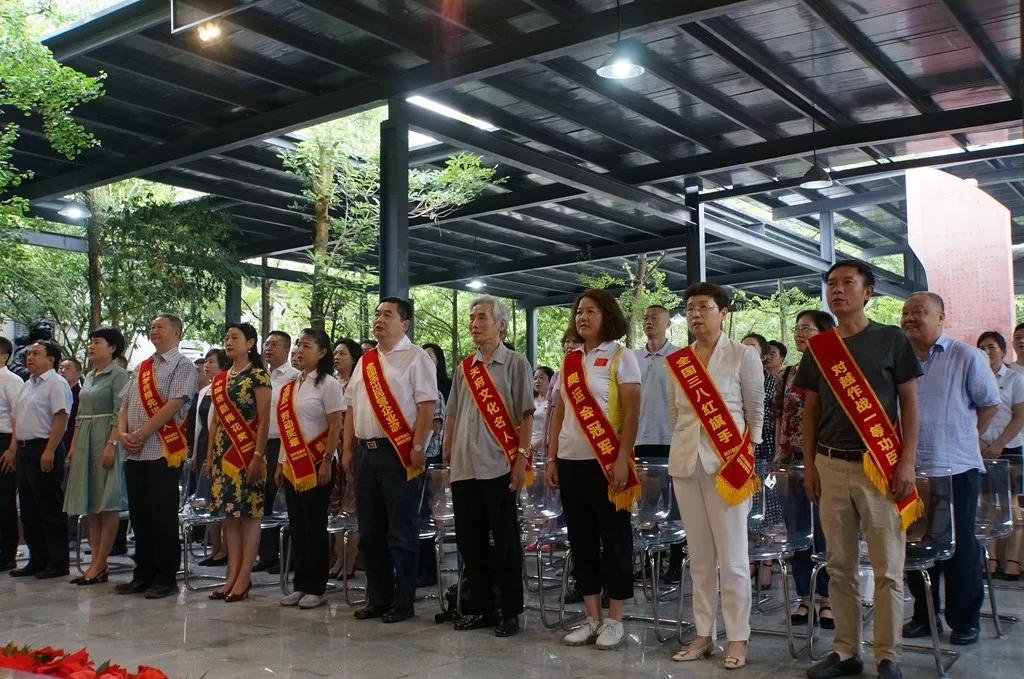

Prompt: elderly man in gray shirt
[{"left": 443, "top": 295, "right": 534, "bottom": 638}]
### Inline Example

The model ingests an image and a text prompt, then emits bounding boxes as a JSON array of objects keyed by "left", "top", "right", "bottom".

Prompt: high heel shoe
[
  {"left": 224, "top": 582, "right": 252, "bottom": 602},
  {"left": 673, "top": 641, "right": 716, "bottom": 662},
  {"left": 208, "top": 589, "right": 230, "bottom": 600},
  {"left": 1002, "top": 560, "right": 1021, "bottom": 581},
  {"left": 77, "top": 569, "right": 109, "bottom": 586}
]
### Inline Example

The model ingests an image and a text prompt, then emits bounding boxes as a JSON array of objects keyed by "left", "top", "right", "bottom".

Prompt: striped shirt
[{"left": 119, "top": 346, "right": 198, "bottom": 462}]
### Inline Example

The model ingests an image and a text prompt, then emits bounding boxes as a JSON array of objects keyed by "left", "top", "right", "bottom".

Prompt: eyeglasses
[
  {"left": 685, "top": 303, "right": 719, "bottom": 315},
  {"left": 793, "top": 324, "right": 817, "bottom": 334}
]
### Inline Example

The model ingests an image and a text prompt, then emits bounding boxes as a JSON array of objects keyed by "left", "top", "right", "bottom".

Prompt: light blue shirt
[
  {"left": 12, "top": 369, "right": 73, "bottom": 441},
  {"left": 635, "top": 340, "right": 678, "bottom": 447},
  {"left": 915, "top": 333, "right": 1000, "bottom": 476}
]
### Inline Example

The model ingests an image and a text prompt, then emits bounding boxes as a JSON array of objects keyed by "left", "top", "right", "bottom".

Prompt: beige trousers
[
  {"left": 815, "top": 454, "right": 906, "bottom": 663},
  {"left": 673, "top": 465, "right": 752, "bottom": 641}
]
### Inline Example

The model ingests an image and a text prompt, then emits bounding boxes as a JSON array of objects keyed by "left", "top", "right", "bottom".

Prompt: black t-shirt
[{"left": 795, "top": 321, "right": 922, "bottom": 450}]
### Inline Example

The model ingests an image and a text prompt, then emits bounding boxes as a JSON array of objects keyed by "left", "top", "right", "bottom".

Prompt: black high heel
[
  {"left": 1002, "top": 560, "right": 1021, "bottom": 582},
  {"left": 77, "top": 569, "right": 109, "bottom": 586},
  {"left": 224, "top": 582, "right": 252, "bottom": 602},
  {"left": 209, "top": 589, "right": 230, "bottom": 600}
]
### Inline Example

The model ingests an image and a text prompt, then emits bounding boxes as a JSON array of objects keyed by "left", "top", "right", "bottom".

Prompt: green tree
[{"left": 580, "top": 253, "right": 680, "bottom": 348}]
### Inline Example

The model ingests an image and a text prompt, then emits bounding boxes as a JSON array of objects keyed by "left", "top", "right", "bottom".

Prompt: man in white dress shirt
[
  {"left": 343, "top": 298, "right": 437, "bottom": 623},
  {"left": 0, "top": 336, "right": 25, "bottom": 570},
  {"left": 255, "top": 331, "right": 301, "bottom": 573}
]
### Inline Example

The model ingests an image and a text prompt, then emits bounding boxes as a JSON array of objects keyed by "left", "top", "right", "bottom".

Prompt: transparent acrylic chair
[
  {"left": 977, "top": 458, "right": 1013, "bottom": 636},
  {"left": 519, "top": 461, "right": 566, "bottom": 629},
  {"left": 423, "top": 464, "right": 458, "bottom": 615}
]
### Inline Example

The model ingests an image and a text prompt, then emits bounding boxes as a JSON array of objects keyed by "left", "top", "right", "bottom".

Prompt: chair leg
[
  {"left": 981, "top": 544, "right": 1005, "bottom": 638},
  {"left": 779, "top": 559, "right": 803, "bottom": 658},
  {"left": 676, "top": 555, "right": 690, "bottom": 646},
  {"left": 919, "top": 568, "right": 946, "bottom": 679},
  {"left": 279, "top": 525, "right": 291, "bottom": 596},
  {"left": 559, "top": 548, "right": 573, "bottom": 631},
  {"left": 435, "top": 534, "right": 447, "bottom": 614},
  {"left": 808, "top": 562, "right": 825, "bottom": 662}
]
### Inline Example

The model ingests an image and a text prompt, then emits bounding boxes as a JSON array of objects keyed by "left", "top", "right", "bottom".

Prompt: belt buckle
[{"left": 364, "top": 440, "right": 378, "bottom": 450}]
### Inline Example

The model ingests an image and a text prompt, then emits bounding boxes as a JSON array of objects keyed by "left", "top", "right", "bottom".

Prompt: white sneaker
[
  {"left": 298, "top": 594, "right": 327, "bottom": 609},
  {"left": 563, "top": 616, "right": 602, "bottom": 646},
  {"left": 280, "top": 591, "right": 305, "bottom": 607},
  {"left": 595, "top": 618, "right": 624, "bottom": 650}
]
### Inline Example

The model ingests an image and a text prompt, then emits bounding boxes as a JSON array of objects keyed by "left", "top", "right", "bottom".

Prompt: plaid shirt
[{"left": 119, "top": 346, "right": 198, "bottom": 462}]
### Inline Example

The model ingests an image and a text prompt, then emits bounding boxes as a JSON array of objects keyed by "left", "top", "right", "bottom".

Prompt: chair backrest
[
  {"left": 906, "top": 472, "right": 955, "bottom": 566},
  {"left": 177, "top": 458, "right": 193, "bottom": 510},
  {"left": 632, "top": 461, "right": 671, "bottom": 528},
  {"left": 519, "top": 462, "right": 562, "bottom": 524},
  {"left": 977, "top": 458, "right": 1013, "bottom": 541},
  {"left": 764, "top": 464, "right": 814, "bottom": 552},
  {"left": 425, "top": 464, "right": 455, "bottom": 527}
]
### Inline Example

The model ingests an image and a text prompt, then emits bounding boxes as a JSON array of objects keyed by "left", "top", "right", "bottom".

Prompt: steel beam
[
  {"left": 405, "top": 0, "right": 512, "bottom": 44},
  {"left": 42, "top": 0, "right": 169, "bottom": 61},
  {"left": 379, "top": 99, "right": 411, "bottom": 300},
  {"left": 685, "top": 196, "right": 706, "bottom": 284},
  {"left": 525, "top": 307, "right": 538, "bottom": 367},
  {"left": 521, "top": 0, "right": 581, "bottom": 23},
  {"left": 773, "top": 186, "right": 907, "bottom": 221},
  {"left": 937, "top": 0, "right": 1015, "bottom": 97},
  {"left": 293, "top": 0, "right": 439, "bottom": 60},
  {"left": 712, "top": 266, "right": 812, "bottom": 287}
]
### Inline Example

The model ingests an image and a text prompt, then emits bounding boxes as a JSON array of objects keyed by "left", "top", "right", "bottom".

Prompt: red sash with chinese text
[
  {"left": 361, "top": 349, "right": 420, "bottom": 480},
  {"left": 136, "top": 357, "right": 188, "bottom": 468},
  {"left": 561, "top": 351, "right": 640, "bottom": 511},
  {"left": 807, "top": 329, "right": 924, "bottom": 529},
  {"left": 666, "top": 347, "right": 760, "bottom": 505},
  {"left": 211, "top": 371, "right": 259, "bottom": 482},
  {"left": 461, "top": 356, "right": 530, "bottom": 483},
  {"left": 277, "top": 380, "right": 329, "bottom": 492}
]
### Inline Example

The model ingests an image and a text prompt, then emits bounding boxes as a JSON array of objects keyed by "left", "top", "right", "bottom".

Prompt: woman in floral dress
[{"left": 205, "top": 323, "right": 271, "bottom": 602}]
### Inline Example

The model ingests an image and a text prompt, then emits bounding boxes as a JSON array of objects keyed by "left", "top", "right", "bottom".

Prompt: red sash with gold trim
[
  {"left": 211, "top": 371, "right": 259, "bottom": 482},
  {"left": 361, "top": 349, "right": 420, "bottom": 480},
  {"left": 461, "top": 356, "right": 530, "bottom": 483},
  {"left": 807, "top": 329, "right": 924, "bottom": 529},
  {"left": 136, "top": 357, "right": 188, "bottom": 468},
  {"left": 561, "top": 351, "right": 640, "bottom": 511},
  {"left": 666, "top": 347, "right": 760, "bottom": 505},
  {"left": 277, "top": 380, "right": 329, "bottom": 492}
]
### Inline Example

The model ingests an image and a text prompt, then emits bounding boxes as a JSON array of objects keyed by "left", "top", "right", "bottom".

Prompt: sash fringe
[
  {"left": 524, "top": 468, "right": 534, "bottom": 487},
  {"left": 407, "top": 466, "right": 424, "bottom": 482},
  {"left": 862, "top": 456, "right": 924, "bottom": 531},
  {"left": 715, "top": 473, "right": 761, "bottom": 507},
  {"left": 609, "top": 483, "right": 642, "bottom": 512},
  {"left": 900, "top": 497, "right": 925, "bottom": 531},
  {"left": 165, "top": 448, "right": 187, "bottom": 469},
  {"left": 282, "top": 463, "right": 317, "bottom": 493}
]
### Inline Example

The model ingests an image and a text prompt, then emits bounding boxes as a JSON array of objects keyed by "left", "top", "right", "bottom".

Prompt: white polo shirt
[
  {"left": 343, "top": 337, "right": 438, "bottom": 440},
  {"left": 0, "top": 366, "right": 24, "bottom": 435},
  {"left": 284, "top": 371, "right": 345, "bottom": 445},
  {"left": 13, "top": 369, "right": 73, "bottom": 441},
  {"left": 555, "top": 341, "right": 641, "bottom": 461},
  {"left": 267, "top": 362, "right": 301, "bottom": 439}
]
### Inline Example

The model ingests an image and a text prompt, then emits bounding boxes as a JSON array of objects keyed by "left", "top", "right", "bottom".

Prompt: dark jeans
[
  {"left": 452, "top": 474, "right": 524, "bottom": 616},
  {"left": 908, "top": 468, "right": 983, "bottom": 631},
  {"left": 16, "top": 440, "right": 68, "bottom": 571},
  {"left": 354, "top": 443, "right": 421, "bottom": 614},
  {"left": 0, "top": 433, "right": 17, "bottom": 563},
  {"left": 125, "top": 458, "right": 181, "bottom": 587},
  {"left": 635, "top": 444, "right": 683, "bottom": 567},
  {"left": 558, "top": 458, "right": 634, "bottom": 600},
  {"left": 284, "top": 462, "right": 334, "bottom": 596},
  {"left": 257, "top": 439, "right": 282, "bottom": 565}
]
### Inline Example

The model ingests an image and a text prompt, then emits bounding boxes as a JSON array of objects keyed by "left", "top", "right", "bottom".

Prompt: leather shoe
[
  {"left": 663, "top": 565, "right": 682, "bottom": 585},
  {"left": 806, "top": 652, "right": 863, "bottom": 679},
  {"left": 381, "top": 607, "right": 413, "bottom": 623},
  {"left": 252, "top": 560, "right": 277, "bottom": 573},
  {"left": 9, "top": 564, "right": 43, "bottom": 578},
  {"left": 876, "top": 660, "right": 903, "bottom": 679},
  {"left": 950, "top": 627, "right": 979, "bottom": 646},
  {"left": 495, "top": 616, "right": 520, "bottom": 637},
  {"left": 144, "top": 584, "right": 178, "bottom": 599},
  {"left": 114, "top": 580, "right": 150, "bottom": 595},
  {"left": 902, "top": 618, "right": 941, "bottom": 638},
  {"left": 353, "top": 604, "right": 388, "bottom": 620},
  {"left": 454, "top": 613, "right": 498, "bottom": 631},
  {"left": 35, "top": 567, "right": 70, "bottom": 580}
]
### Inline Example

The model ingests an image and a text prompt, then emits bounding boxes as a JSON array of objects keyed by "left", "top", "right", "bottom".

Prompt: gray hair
[
  {"left": 470, "top": 295, "right": 510, "bottom": 338},
  {"left": 908, "top": 291, "right": 945, "bottom": 313}
]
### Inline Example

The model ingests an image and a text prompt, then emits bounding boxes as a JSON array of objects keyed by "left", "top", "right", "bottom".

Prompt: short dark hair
[
  {"left": 743, "top": 333, "right": 769, "bottom": 355},
  {"left": 796, "top": 309, "right": 836, "bottom": 333},
  {"left": 565, "top": 289, "right": 629, "bottom": 344},
  {"left": 683, "top": 282, "right": 730, "bottom": 311},
  {"left": 156, "top": 313, "right": 184, "bottom": 335},
  {"left": 826, "top": 259, "right": 875, "bottom": 288},
  {"left": 89, "top": 326, "right": 126, "bottom": 359},
  {"left": 0, "top": 336, "right": 13, "bottom": 361},
  {"left": 535, "top": 366, "right": 554, "bottom": 379},
  {"left": 361, "top": 339, "right": 378, "bottom": 349},
  {"left": 768, "top": 340, "right": 787, "bottom": 359},
  {"left": 378, "top": 297, "right": 413, "bottom": 323},
  {"left": 1015, "top": 322, "right": 1024, "bottom": 335},
  {"left": 62, "top": 357, "right": 83, "bottom": 373},
  {"left": 33, "top": 340, "right": 62, "bottom": 371},
  {"left": 194, "top": 357, "right": 205, "bottom": 366},
  {"left": 268, "top": 330, "right": 292, "bottom": 348},
  {"left": 205, "top": 348, "right": 231, "bottom": 370},
  {"left": 977, "top": 331, "right": 1007, "bottom": 354},
  {"left": 645, "top": 305, "right": 669, "bottom": 314},
  {"left": 299, "top": 328, "right": 335, "bottom": 385}
]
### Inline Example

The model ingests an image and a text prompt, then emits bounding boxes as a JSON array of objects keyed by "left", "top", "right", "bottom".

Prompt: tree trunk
[
  {"left": 778, "top": 279, "right": 787, "bottom": 345},
  {"left": 85, "top": 192, "right": 102, "bottom": 329},
  {"left": 450, "top": 289, "right": 460, "bottom": 362},
  {"left": 309, "top": 197, "right": 330, "bottom": 332},
  {"left": 626, "top": 254, "right": 647, "bottom": 349},
  {"left": 261, "top": 257, "right": 273, "bottom": 339},
  {"left": 359, "top": 290, "right": 369, "bottom": 340}
]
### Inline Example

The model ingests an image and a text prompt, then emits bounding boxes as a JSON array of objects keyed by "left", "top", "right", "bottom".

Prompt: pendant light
[
  {"left": 59, "top": 161, "right": 92, "bottom": 220},
  {"left": 799, "top": 22, "right": 832, "bottom": 190},
  {"left": 596, "top": 0, "right": 644, "bottom": 80}
]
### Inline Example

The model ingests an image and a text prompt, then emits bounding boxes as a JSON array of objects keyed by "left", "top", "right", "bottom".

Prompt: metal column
[
  {"left": 225, "top": 276, "right": 242, "bottom": 325},
  {"left": 818, "top": 211, "right": 836, "bottom": 313},
  {"left": 525, "top": 307, "right": 538, "bottom": 366},
  {"left": 379, "top": 97, "right": 410, "bottom": 301},
  {"left": 684, "top": 197, "right": 706, "bottom": 284}
]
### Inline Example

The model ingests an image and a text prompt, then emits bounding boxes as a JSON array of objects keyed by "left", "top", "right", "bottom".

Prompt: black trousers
[
  {"left": 354, "top": 443, "right": 420, "bottom": 614},
  {"left": 634, "top": 444, "right": 683, "bottom": 567},
  {"left": 257, "top": 439, "right": 282, "bottom": 565},
  {"left": 16, "top": 440, "right": 69, "bottom": 570},
  {"left": 908, "top": 469, "right": 983, "bottom": 631},
  {"left": 558, "top": 458, "right": 634, "bottom": 601},
  {"left": 124, "top": 458, "right": 181, "bottom": 587},
  {"left": 452, "top": 474, "right": 524, "bottom": 616},
  {"left": 0, "top": 433, "right": 17, "bottom": 563},
  {"left": 284, "top": 463, "right": 334, "bottom": 596}
]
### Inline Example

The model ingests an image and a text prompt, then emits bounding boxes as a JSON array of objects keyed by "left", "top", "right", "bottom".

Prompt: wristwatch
[{"left": 413, "top": 444, "right": 424, "bottom": 454}]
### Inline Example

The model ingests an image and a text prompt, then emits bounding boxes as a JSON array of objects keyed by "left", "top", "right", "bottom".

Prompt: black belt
[
  {"left": 360, "top": 438, "right": 393, "bottom": 450},
  {"left": 17, "top": 438, "right": 48, "bottom": 448},
  {"left": 817, "top": 444, "right": 864, "bottom": 462}
]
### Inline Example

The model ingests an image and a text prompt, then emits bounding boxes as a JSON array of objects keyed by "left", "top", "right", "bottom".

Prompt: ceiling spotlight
[
  {"left": 596, "top": 46, "right": 645, "bottom": 80},
  {"left": 58, "top": 198, "right": 92, "bottom": 221},
  {"left": 466, "top": 278, "right": 486, "bottom": 291},
  {"left": 799, "top": 163, "right": 833, "bottom": 190},
  {"left": 964, "top": 178, "right": 979, "bottom": 188},
  {"left": 197, "top": 22, "right": 221, "bottom": 42}
]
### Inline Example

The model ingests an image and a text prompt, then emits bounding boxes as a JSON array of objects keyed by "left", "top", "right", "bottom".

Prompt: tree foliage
[{"left": 580, "top": 254, "right": 681, "bottom": 348}]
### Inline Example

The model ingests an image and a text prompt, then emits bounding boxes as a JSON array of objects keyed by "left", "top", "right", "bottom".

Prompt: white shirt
[
  {"left": 267, "top": 362, "right": 301, "bottom": 439},
  {"left": 344, "top": 337, "right": 438, "bottom": 439},
  {"left": 194, "top": 384, "right": 213, "bottom": 453},
  {"left": 667, "top": 333, "right": 765, "bottom": 478},
  {"left": 556, "top": 342, "right": 641, "bottom": 461},
  {"left": 635, "top": 340, "right": 678, "bottom": 446},
  {"left": 531, "top": 396, "right": 548, "bottom": 451},
  {"left": 0, "top": 366, "right": 24, "bottom": 434},
  {"left": 285, "top": 371, "right": 345, "bottom": 446},
  {"left": 13, "top": 369, "right": 74, "bottom": 441},
  {"left": 982, "top": 364, "right": 1024, "bottom": 448}
]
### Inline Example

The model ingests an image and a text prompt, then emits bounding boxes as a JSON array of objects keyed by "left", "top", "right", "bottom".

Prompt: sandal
[
  {"left": 790, "top": 603, "right": 813, "bottom": 625},
  {"left": 818, "top": 606, "right": 835, "bottom": 630},
  {"left": 758, "top": 562, "right": 773, "bottom": 591},
  {"left": 1002, "top": 560, "right": 1021, "bottom": 582},
  {"left": 673, "top": 640, "right": 716, "bottom": 662},
  {"left": 989, "top": 558, "right": 1001, "bottom": 576},
  {"left": 723, "top": 641, "right": 747, "bottom": 670}
]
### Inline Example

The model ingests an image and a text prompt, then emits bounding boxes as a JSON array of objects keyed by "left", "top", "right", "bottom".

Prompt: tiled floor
[{"left": 1, "top": 557, "right": 1023, "bottom": 679}]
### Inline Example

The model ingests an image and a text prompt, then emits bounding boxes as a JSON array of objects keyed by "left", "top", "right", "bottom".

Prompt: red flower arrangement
[{"left": 0, "top": 644, "right": 174, "bottom": 679}]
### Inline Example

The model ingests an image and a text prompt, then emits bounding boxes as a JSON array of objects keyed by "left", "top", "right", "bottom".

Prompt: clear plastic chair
[
  {"left": 631, "top": 461, "right": 684, "bottom": 642},
  {"left": 519, "top": 461, "right": 566, "bottom": 629},
  {"left": 977, "top": 458, "right": 1013, "bottom": 637},
  {"left": 423, "top": 465, "right": 459, "bottom": 614}
]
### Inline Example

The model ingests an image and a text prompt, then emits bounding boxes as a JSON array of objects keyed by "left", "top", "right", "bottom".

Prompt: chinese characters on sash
[
  {"left": 136, "top": 357, "right": 188, "bottom": 468},
  {"left": 277, "top": 380, "right": 329, "bottom": 492},
  {"left": 461, "top": 356, "right": 529, "bottom": 483},
  {"left": 361, "top": 349, "right": 420, "bottom": 480},
  {"left": 211, "top": 371, "right": 259, "bottom": 482}
]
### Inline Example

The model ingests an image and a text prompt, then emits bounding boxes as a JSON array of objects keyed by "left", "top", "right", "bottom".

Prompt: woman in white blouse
[
  {"left": 668, "top": 282, "right": 764, "bottom": 669},
  {"left": 275, "top": 329, "right": 345, "bottom": 609},
  {"left": 531, "top": 366, "right": 553, "bottom": 458},
  {"left": 546, "top": 289, "right": 641, "bottom": 650}
]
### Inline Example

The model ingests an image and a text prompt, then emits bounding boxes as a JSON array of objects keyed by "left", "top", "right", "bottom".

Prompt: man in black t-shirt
[{"left": 797, "top": 261, "right": 921, "bottom": 679}]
